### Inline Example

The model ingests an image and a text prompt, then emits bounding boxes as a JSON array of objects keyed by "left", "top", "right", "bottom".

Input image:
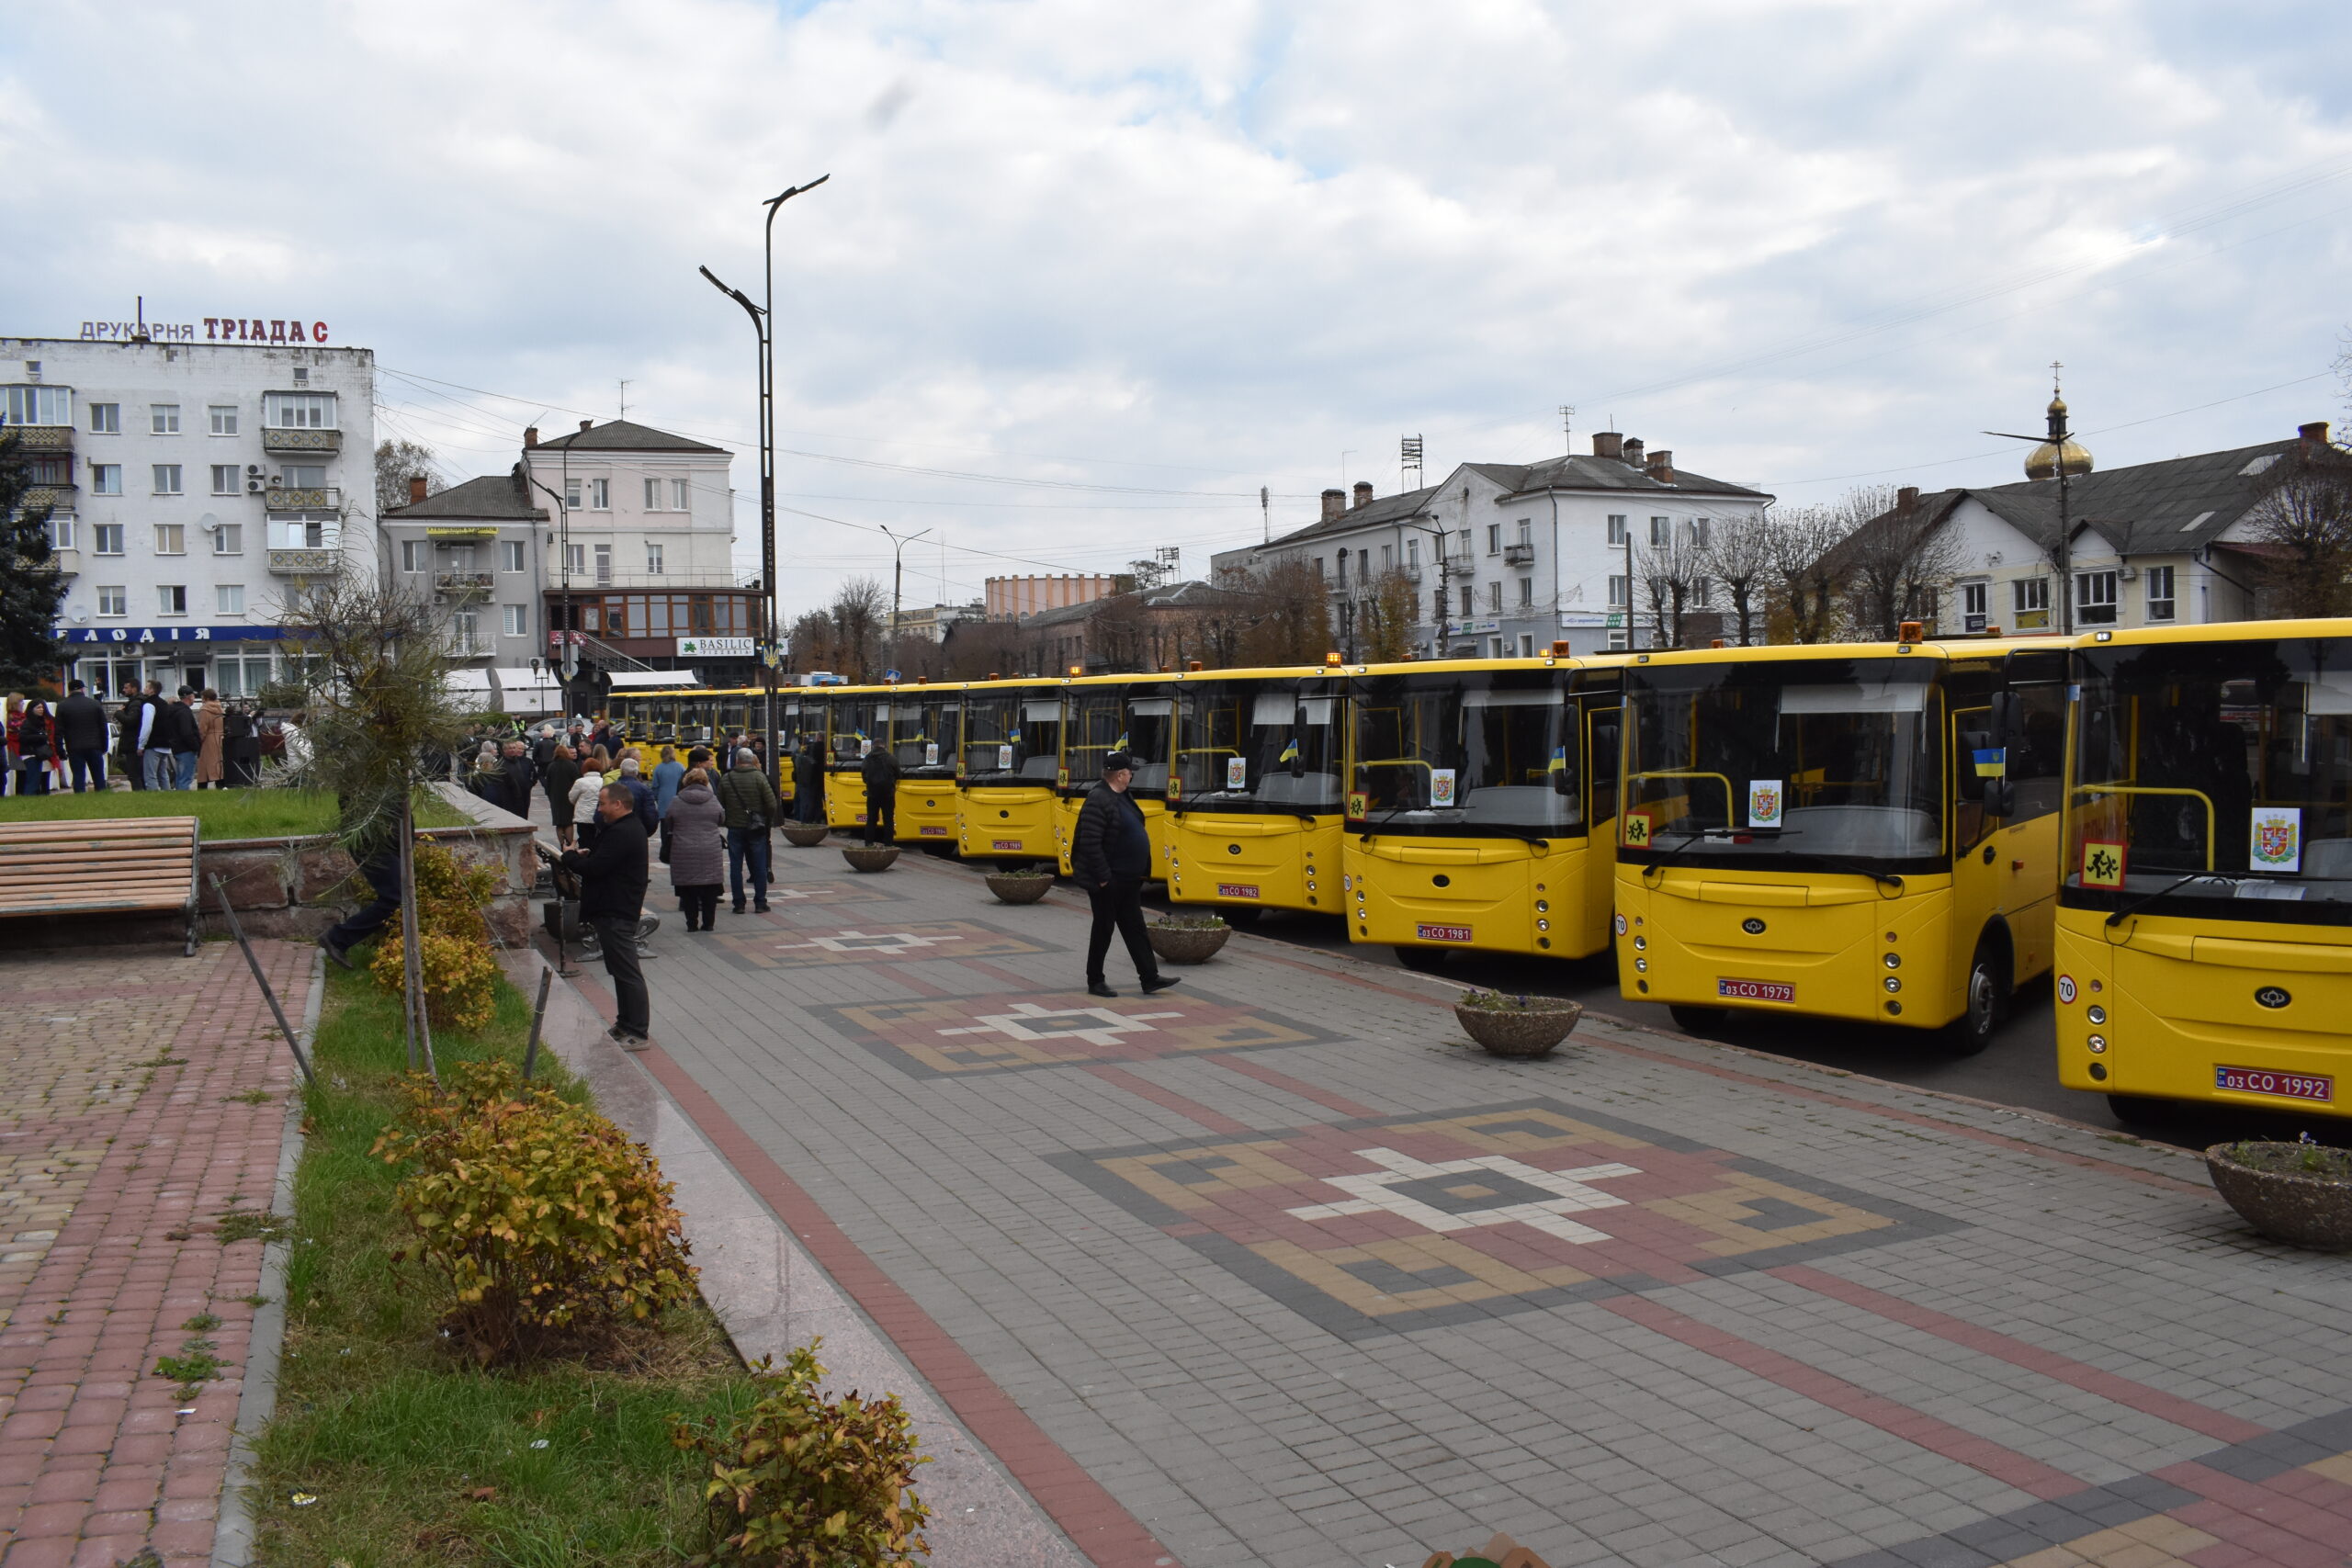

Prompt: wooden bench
[{"left": 0, "top": 817, "right": 202, "bottom": 955}]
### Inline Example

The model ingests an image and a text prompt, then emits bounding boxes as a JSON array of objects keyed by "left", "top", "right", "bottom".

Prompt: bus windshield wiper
[
  {"left": 1638, "top": 827, "right": 1904, "bottom": 890},
  {"left": 2103, "top": 872, "right": 2222, "bottom": 928}
]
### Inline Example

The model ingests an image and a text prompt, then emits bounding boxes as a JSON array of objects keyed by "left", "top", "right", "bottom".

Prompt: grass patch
[
  {"left": 0, "top": 787, "right": 464, "bottom": 840},
  {"left": 253, "top": 959, "right": 756, "bottom": 1567}
]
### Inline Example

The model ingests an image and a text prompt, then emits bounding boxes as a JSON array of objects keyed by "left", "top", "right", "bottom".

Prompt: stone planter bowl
[
  {"left": 985, "top": 873, "right": 1054, "bottom": 905},
  {"left": 780, "top": 823, "right": 831, "bottom": 848},
  {"left": 841, "top": 844, "right": 901, "bottom": 874},
  {"left": 1454, "top": 998, "right": 1583, "bottom": 1058},
  {"left": 1147, "top": 921, "right": 1231, "bottom": 964},
  {"left": 2205, "top": 1143, "right": 2352, "bottom": 1251}
]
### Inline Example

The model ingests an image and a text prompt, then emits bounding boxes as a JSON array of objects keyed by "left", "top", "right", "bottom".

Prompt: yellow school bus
[
  {"left": 957, "top": 677, "right": 1065, "bottom": 863},
  {"left": 2056, "top": 619, "right": 2352, "bottom": 1124},
  {"left": 1344, "top": 652, "right": 1626, "bottom": 968},
  {"left": 1614, "top": 635, "right": 2067, "bottom": 1050},
  {"left": 1165, "top": 661, "right": 1347, "bottom": 919},
  {"left": 823, "top": 684, "right": 888, "bottom": 832},
  {"left": 1057, "top": 672, "right": 1179, "bottom": 876},
  {"left": 605, "top": 684, "right": 801, "bottom": 800},
  {"left": 883, "top": 682, "right": 963, "bottom": 847}
]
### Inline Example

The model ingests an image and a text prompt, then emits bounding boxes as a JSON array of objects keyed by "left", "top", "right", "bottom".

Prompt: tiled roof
[
  {"left": 532, "top": 419, "right": 728, "bottom": 455},
  {"left": 381, "top": 468, "right": 547, "bottom": 522},
  {"left": 1487, "top": 454, "right": 1771, "bottom": 502}
]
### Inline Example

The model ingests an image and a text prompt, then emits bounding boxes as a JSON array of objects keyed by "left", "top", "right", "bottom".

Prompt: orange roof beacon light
[
  {"left": 1068, "top": 664, "right": 1082, "bottom": 676},
  {"left": 1898, "top": 621, "right": 1924, "bottom": 644},
  {"left": 1551, "top": 640, "right": 1570, "bottom": 656},
  {"left": 1710, "top": 638, "right": 1725, "bottom": 649},
  {"left": 1325, "top": 651, "right": 1343, "bottom": 667},
  {"left": 1186, "top": 660, "right": 1203, "bottom": 671}
]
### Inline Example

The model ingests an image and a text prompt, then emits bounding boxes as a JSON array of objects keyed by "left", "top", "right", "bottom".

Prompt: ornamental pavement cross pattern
[
  {"left": 707, "top": 918, "right": 1053, "bottom": 971},
  {"left": 1049, "top": 1098, "right": 1961, "bottom": 1339},
  {"left": 811, "top": 987, "right": 1338, "bottom": 1077}
]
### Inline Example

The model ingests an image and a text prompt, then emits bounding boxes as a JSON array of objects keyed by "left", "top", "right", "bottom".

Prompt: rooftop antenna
[
  {"left": 617, "top": 378, "right": 631, "bottom": 420},
  {"left": 1559, "top": 404, "right": 1575, "bottom": 455},
  {"left": 1261, "top": 484, "right": 1271, "bottom": 544},
  {"left": 1400, "top": 434, "right": 1424, "bottom": 490}
]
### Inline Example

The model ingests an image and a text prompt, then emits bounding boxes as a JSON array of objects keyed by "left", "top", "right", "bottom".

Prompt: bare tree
[
  {"left": 1232, "top": 556, "right": 1334, "bottom": 665},
  {"left": 2245, "top": 459, "right": 2352, "bottom": 619},
  {"left": 1702, "top": 513, "right": 1775, "bottom": 646},
  {"left": 828, "top": 577, "right": 888, "bottom": 680},
  {"left": 1359, "top": 570, "right": 1419, "bottom": 662},
  {"left": 375, "top": 439, "right": 440, "bottom": 516},
  {"left": 1635, "top": 526, "right": 1708, "bottom": 649},
  {"left": 1767, "top": 491, "right": 1877, "bottom": 643},
  {"left": 1842, "top": 490, "right": 1963, "bottom": 639}
]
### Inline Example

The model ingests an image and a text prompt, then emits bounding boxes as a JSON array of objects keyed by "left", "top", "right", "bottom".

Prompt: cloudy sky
[{"left": 6, "top": 0, "right": 2349, "bottom": 618}]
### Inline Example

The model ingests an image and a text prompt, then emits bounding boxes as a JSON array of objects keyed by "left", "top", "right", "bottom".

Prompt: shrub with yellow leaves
[{"left": 368, "top": 837, "right": 503, "bottom": 1032}]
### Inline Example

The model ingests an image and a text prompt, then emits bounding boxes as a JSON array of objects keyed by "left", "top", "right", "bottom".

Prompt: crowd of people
[{"left": 2, "top": 681, "right": 271, "bottom": 795}]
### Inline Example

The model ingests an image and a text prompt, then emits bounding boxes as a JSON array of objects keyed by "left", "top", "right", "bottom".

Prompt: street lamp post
[
  {"left": 1984, "top": 364, "right": 2094, "bottom": 638},
  {"left": 700, "top": 174, "right": 829, "bottom": 790},
  {"left": 880, "top": 525, "right": 931, "bottom": 677}
]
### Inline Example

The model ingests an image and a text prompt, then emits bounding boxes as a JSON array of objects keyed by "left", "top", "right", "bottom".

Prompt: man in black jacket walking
[
  {"left": 55, "top": 681, "right": 109, "bottom": 792},
  {"left": 115, "top": 679, "right": 147, "bottom": 790},
  {"left": 1071, "top": 751, "right": 1175, "bottom": 999},
  {"left": 560, "top": 782, "right": 652, "bottom": 1046},
  {"left": 859, "top": 739, "right": 900, "bottom": 845}
]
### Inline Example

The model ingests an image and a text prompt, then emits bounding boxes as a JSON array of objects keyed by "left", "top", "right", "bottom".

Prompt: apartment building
[{"left": 7, "top": 330, "right": 375, "bottom": 697}]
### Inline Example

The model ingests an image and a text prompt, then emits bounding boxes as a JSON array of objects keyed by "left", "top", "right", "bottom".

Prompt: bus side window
[
  {"left": 2009, "top": 684, "right": 2066, "bottom": 820},
  {"left": 1588, "top": 711, "right": 1620, "bottom": 826}
]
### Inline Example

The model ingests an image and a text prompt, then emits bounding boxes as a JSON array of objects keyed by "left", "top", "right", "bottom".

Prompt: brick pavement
[
  {"left": 548, "top": 835, "right": 2352, "bottom": 1568},
  {"left": 0, "top": 942, "right": 308, "bottom": 1568}
]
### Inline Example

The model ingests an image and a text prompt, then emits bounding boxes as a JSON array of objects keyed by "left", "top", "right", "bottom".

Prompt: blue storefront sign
[{"left": 53, "top": 625, "right": 286, "bottom": 645}]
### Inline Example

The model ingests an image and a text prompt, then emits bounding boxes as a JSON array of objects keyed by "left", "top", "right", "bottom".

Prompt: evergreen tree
[{"left": 0, "top": 426, "right": 65, "bottom": 689}]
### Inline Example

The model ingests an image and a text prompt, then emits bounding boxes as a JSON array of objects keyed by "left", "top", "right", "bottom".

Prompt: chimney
[
  {"left": 1897, "top": 485, "right": 1919, "bottom": 510},
  {"left": 408, "top": 475, "right": 427, "bottom": 506},
  {"left": 1645, "top": 449, "right": 1674, "bottom": 484},
  {"left": 1622, "top": 437, "right": 1645, "bottom": 469},
  {"left": 2301, "top": 422, "right": 2333, "bottom": 446},
  {"left": 579, "top": 419, "right": 594, "bottom": 433},
  {"left": 1321, "top": 487, "right": 1346, "bottom": 523},
  {"left": 1352, "top": 481, "right": 1374, "bottom": 509},
  {"left": 524, "top": 426, "right": 538, "bottom": 448},
  {"left": 1591, "top": 431, "right": 1623, "bottom": 461}
]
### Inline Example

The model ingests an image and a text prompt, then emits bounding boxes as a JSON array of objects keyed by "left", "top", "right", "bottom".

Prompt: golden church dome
[{"left": 2026, "top": 437, "right": 2093, "bottom": 481}]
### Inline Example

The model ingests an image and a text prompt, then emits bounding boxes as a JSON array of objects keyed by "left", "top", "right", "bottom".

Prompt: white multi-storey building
[
  {"left": 1214, "top": 434, "right": 1773, "bottom": 658},
  {"left": 6, "top": 330, "right": 375, "bottom": 698}
]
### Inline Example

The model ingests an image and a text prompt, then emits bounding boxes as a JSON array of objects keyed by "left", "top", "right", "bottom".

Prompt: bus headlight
[
  {"left": 1883, "top": 976, "right": 1902, "bottom": 993},
  {"left": 1537, "top": 919, "right": 1549, "bottom": 932},
  {"left": 1536, "top": 899, "right": 1549, "bottom": 913},
  {"left": 2086, "top": 1005, "right": 2107, "bottom": 1025},
  {"left": 1883, "top": 953, "right": 1901, "bottom": 969},
  {"left": 1634, "top": 957, "right": 1647, "bottom": 973},
  {"left": 2087, "top": 1034, "right": 2108, "bottom": 1053},
  {"left": 1634, "top": 935, "right": 1646, "bottom": 950}
]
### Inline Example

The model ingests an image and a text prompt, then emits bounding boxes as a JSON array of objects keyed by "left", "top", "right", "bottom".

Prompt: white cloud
[{"left": 2, "top": 0, "right": 2347, "bottom": 614}]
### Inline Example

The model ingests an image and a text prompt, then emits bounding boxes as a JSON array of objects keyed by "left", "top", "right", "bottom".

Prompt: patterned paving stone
[{"left": 816, "top": 987, "right": 1337, "bottom": 1077}]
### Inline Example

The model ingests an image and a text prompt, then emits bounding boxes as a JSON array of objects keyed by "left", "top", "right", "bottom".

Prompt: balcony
[
  {"left": 268, "top": 547, "right": 340, "bottom": 576},
  {"left": 45, "top": 547, "right": 79, "bottom": 577},
  {"left": 1502, "top": 542, "right": 1536, "bottom": 565},
  {"left": 264, "top": 486, "right": 339, "bottom": 512},
  {"left": 1399, "top": 565, "right": 1423, "bottom": 584},
  {"left": 262, "top": 426, "right": 341, "bottom": 454},
  {"left": 11, "top": 425, "right": 74, "bottom": 453},
  {"left": 19, "top": 482, "right": 76, "bottom": 511},
  {"left": 435, "top": 570, "right": 495, "bottom": 603}
]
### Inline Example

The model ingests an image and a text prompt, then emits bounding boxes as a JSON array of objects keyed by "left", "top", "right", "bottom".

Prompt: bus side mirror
[{"left": 1986, "top": 691, "right": 2019, "bottom": 749}]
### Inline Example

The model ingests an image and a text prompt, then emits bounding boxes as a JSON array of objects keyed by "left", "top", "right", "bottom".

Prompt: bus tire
[
  {"left": 2105, "top": 1094, "right": 2177, "bottom": 1131},
  {"left": 1394, "top": 945, "right": 1448, "bottom": 973},
  {"left": 1221, "top": 907, "right": 1264, "bottom": 929},
  {"left": 1668, "top": 1005, "right": 1727, "bottom": 1033},
  {"left": 1942, "top": 938, "right": 2005, "bottom": 1056}
]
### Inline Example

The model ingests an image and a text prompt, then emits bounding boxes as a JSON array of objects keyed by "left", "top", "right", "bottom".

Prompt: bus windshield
[
  {"left": 830, "top": 696, "right": 885, "bottom": 767},
  {"left": 1623, "top": 657, "right": 1944, "bottom": 867},
  {"left": 1350, "top": 671, "right": 1580, "bottom": 834},
  {"left": 961, "top": 692, "right": 1062, "bottom": 784},
  {"left": 2068, "top": 637, "right": 2352, "bottom": 921},
  {"left": 889, "top": 695, "right": 960, "bottom": 776},
  {"left": 1067, "top": 685, "right": 1173, "bottom": 797},
  {"left": 1175, "top": 679, "right": 1342, "bottom": 815}
]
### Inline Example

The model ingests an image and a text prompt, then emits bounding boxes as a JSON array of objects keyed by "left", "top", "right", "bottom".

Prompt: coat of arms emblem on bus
[
  {"left": 1747, "top": 780, "right": 1782, "bottom": 829},
  {"left": 2251, "top": 807, "right": 2301, "bottom": 873}
]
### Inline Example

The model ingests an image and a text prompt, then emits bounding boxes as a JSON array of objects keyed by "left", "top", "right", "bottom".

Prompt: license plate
[
  {"left": 1217, "top": 883, "right": 1261, "bottom": 899},
  {"left": 919, "top": 826, "right": 949, "bottom": 837},
  {"left": 1417, "top": 923, "right": 1474, "bottom": 943},
  {"left": 2214, "top": 1065, "right": 2335, "bottom": 1103},
  {"left": 1718, "top": 977, "right": 1795, "bottom": 1003},
  {"left": 992, "top": 839, "right": 1023, "bottom": 851}
]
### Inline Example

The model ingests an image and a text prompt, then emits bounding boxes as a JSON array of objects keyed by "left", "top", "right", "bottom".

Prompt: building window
[
  {"left": 293, "top": 367, "right": 309, "bottom": 386},
  {"left": 643, "top": 477, "right": 662, "bottom": 509},
  {"left": 2145, "top": 565, "right": 2177, "bottom": 622},
  {"left": 1607, "top": 513, "right": 1627, "bottom": 547},
  {"left": 1691, "top": 575, "right": 1711, "bottom": 608},
  {"left": 1380, "top": 543, "right": 1393, "bottom": 572},
  {"left": 1518, "top": 577, "right": 1533, "bottom": 606},
  {"left": 594, "top": 544, "right": 612, "bottom": 584},
  {"left": 1608, "top": 574, "right": 1629, "bottom": 607},
  {"left": 565, "top": 542, "right": 585, "bottom": 577},
  {"left": 151, "top": 404, "right": 180, "bottom": 434},
  {"left": 209, "top": 405, "right": 238, "bottom": 435},
  {"left": 450, "top": 609, "right": 480, "bottom": 655},
  {"left": 1454, "top": 529, "right": 1471, "bottom": 558},
  {"left": 88, "top": 401, "right": 119, "bottom": 434},
  {"left": 90, "top": 463, "right": 121, "bottom": 495},
  {"left": 210, "top": 464, "right": 240, "bottom": 496},
  {"left": 1487, "top": 581, "right": 1502, "bottom": 613},
  {"left": 1961, "top": 580, "right": 1989, "bottom": 633},
  {"left": 1689, "top": 517, "right": 1711, "bottom": 547},
  {"left": 646, "top": 541, "right": 664, "bottom": 575},
  {"left": 48, "top": 515, "right": 74, "bottom": 551},
  {"left": 262, "top": 392, "right": 335, "bottom": 430},
  {"left": 1520, "top": 634, "right": 1535, "bottom": 657},
  {"left": 1406, "top": 536, "right": 1420, "bottom": 569},
  {"left": 503, "top": 604, "right": 527, "bottom": 637},
  {"left": 1458, "top": 585, "right": 1474, "bottom": 616},
  {"left": 502, "top": 539, "right": 526, "bottom": 572},
  {"left": 1486, "top": 523, "right": 1501, "bottom": 555},
  {"left": 5, "top": 385, "right": 74, "bottom": 425},
  {"left": 214, "top": 523, "right": 243, "bottom": 555},
  {"left": 565, "top": 479, "right": 582, "bottom": 510},
  {"left": 152, "top": 464, "right": 182, "bottom": 496},
  {"left": 1649, "top": 516, "right": 1670, "bottom": 547},
  {"left": 401, "top": 539, "right": 423, "bottom": 572},
  {"left": 1336, "top": 549, "right": 1349, "bottom": 586},
  {"left": 282, "top": 463, "right": 327, "bottom": 490},
  {"left": 2075, "top": 570, "right": 2118, "bottom": 626},
  {"left": 157, "top": 584, "right": 187, "bottom": 616},
  {"left": 154, "top": 523, "right": 185, "bottom": 555},
  {"left": 96, "top": 585, "right": 127, "bottom": 617},
  {"left": 2012, "top": 576, "right": 2051, "bottom": 629},
  {"left": 590, "top": 479, "right": 609, "bottom": 510},
  {"left": 1607, "top": 628, "right": 1629, "bottom": 651},
  {"left": 671, "top": 478, "right": 688, "bottom": 511},
  {"left": 217, "top": 583, "right": 245, "bottom": 615},
  {"left": 93, "top": 523, "right": 123, "bottom": 556},
  {"left": 1313, "top": 557, "right": 1325, "bottom": 579},
  {"left": 1489, "top": 637, "right": 1506, "bottom": 657}
]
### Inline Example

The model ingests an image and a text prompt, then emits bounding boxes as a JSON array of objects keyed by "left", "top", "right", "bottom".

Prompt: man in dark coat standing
[
  {"left": 55, "top": 681, "right": 109, "bottom": 792},
  {"left": 859, "top": 738, "right": 900, "bottom": 845},
  {"left": 114, "top": 679, "right": 148, "bottom": 790},
  {"left": 795, "top": 732, "right": 826, "bottom": 824},
  {"left": 560, "top": 782, "right": 652, "bottom": 1046},
  {"left": 1071, "top": 751, "right": 1175, "bottom": 999},
  {"left": 495, "top": 739, "right": 537, "bottom": 818}
]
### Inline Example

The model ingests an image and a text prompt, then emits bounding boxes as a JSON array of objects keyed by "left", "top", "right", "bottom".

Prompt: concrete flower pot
[
  {"left": 841, "top": 844, "right": 900, "bottom": 874},
  {"left": 2206, "top": 1142, "right": 2352, "bottom": 1251},
  {"left": 985, "top": 872, "right": 1054, "bottom": 905},
  {"left": 1453, "top": 994, "right": 1583, "bottom": 1058},
  {"left": 780, "top": 824, "right": 831, "bottom": 848},
  {"left": 1147, "top": 919, "right": 1230, "bottom": 964}
]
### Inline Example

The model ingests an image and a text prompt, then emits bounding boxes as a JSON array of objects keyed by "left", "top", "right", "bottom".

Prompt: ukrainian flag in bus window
[
  {"left": 1280, "top": 738, "right": 1299, "bottom": 762},
  {"left": 1973, "top": 747, "right": 2007, "bottom": 778},
  {"left": 1009, "top": 726, "right": 1023, "bottom": 745},
  {"left": 1114, "top": 732, "right": 1129, "bottom": 751},
  {"left": 1548, "top": 746, "right": 1567, "bottom": 773}
]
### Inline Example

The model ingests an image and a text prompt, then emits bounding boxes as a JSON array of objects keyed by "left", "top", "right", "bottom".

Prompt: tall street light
[
  {"left": 880, "top": 524, "right": 931, "bottom": 678},
  {"left": 700, "top": 173, "right": 830, "bottom": 788}
]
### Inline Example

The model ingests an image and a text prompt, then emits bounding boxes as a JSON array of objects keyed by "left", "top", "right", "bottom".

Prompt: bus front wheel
[
  {"left": 1942, "top": 941, "right": 2005, "bottom": 1057},
  {"left": 1668, "top": 1005, "right": 1727, "bottom": 1033},
  {"left": 1394, "top": 945, "right": 1448, "bottom": 973},
  {"left": 2105, "top": 1094, "right": 2178, "bottom": 1131},
  {"left": 1221, "top": 906, "right": 1264, "bottom": 929}
]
